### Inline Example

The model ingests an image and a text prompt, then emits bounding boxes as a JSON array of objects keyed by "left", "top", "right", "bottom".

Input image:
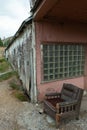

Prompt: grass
[
  {"left": 0, "top": 71, "right": 17, "bottom": 82},
  {"left": 0, "top": 56, "right": 29, "bottom": 102},
  {"left": 0, "top": 58, "right": 6, "bottom": 63},
  {"left": 0, "top": 58, "right": 10, "bottom": 73},
  {"left": 14, "top": 91, "right": 29, "bottom": 102},
  {"left": 9, "top": 79, "right": 29, "bottom": 102},
  {"left": 10, "top": 82, "right": 19, "bottom": 90},
  {"left": 9, "top": 80, "right": 22, "bottom": 90}
]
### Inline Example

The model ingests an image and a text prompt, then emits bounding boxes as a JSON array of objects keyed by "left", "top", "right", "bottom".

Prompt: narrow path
[{"left": 0, "top": 79, "right": 24, "bottom": 130}]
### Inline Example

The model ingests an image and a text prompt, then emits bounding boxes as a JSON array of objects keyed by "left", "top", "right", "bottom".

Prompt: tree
[
  {"left": 0, "top": 38, "right": 3, "bottom": 47},
  {"left": 3, "top": 39, "right": 9, "bottom": 47}
]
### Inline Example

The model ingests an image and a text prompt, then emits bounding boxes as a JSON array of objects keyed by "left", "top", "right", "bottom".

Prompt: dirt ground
[{"left": 0, "top": 78, "right": 87, "bottom": 130}]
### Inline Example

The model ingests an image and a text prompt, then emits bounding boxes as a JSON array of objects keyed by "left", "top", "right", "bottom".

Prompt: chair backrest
[{"left": 61, "top": 83, "right": 84, "bottom": 102}]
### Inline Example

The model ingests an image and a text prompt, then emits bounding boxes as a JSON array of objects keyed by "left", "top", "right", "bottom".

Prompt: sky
[{"left": 0, "top": 0, "right": 30, "bottom": 39}]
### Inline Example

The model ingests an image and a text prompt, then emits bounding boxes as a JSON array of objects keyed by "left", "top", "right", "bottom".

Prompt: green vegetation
[
  {"left": 9, "top": 79, "right": 29, "bottom": 102},
  {"left": 0, "top": 58, "right": 17, "bottom": 81},
  {"left": 0, "top": 36, "right": 12, "bottom": 47},
  {"left": 0, "top": 58, "right": 6, "bottom": 63},
  {"left": 0, "top": 71, "right": 17, "bottom": 82},
  {"left": 9, "top": 79, "right": 22, "bottom": 90},
  {"left": 3, "top": 36, "right": 13, "bottom": 47},
  {"left": 0, "top": 58, "right": 10, "bottom": 73},
  {"left": 14, "top": 91, "right": 29, "bottom": 101},
  {"left": 3, "top": 38, "right": 10, "bottom": 47},
  {"left": 0, "top": 56, "right": 28, "bottom": 102},
  {"left": 0, "top": 38, "right": 4, "bottom": 47}
]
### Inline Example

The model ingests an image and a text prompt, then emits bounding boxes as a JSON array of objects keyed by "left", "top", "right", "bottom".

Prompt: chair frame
[{"left": 43, "top": 83, "right": 83, "bottom": 128}]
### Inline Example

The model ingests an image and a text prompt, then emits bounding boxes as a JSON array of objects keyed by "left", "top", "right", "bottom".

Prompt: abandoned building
[{"left": 5, "top": 0, "right": 87, "bottom": 102}]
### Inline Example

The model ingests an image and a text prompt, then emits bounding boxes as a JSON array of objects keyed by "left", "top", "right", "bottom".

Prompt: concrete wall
[
  {"left": 7, "top": 24, "right": 32, "bottom": 95},
  {"left": 35, "top": 21, "right": 87, "bottom": 101}
]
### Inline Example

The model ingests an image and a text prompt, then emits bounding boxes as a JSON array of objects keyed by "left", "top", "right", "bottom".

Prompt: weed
[
  {"left": 10, "top": 82, "right": 20, "bottom": 90},
  {"left": 0, "top": 58, "right": 6, "bottom": 63},
  {"left": 0, "top": 57, "right": 28, "bottom": 102},
  {"left": 9, "top": 78, "right": 28, "bottom": 102},
  {"left": 0, "top": 71, "right": 17, "bottom": 82},
  {"left": 0, "top": 58, "right": 10, "bottom": 72},
  {"left": 9, "top": 80, "right": 23, "bottom": 91},
  {"left": 14, "top": 91, "right": 28, "bottom": 102},
  {"left": 0, "top": 61, "right": 9, "bottom": 72}
]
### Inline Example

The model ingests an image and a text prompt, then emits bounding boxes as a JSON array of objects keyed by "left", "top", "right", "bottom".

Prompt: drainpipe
[{"left": 31, "top": 20, "right": 37, "bottom": 103}]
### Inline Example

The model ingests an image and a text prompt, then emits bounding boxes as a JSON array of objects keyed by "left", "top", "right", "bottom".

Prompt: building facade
[{"left": 6, "top": 0, "right": 87, "bottom": 102}]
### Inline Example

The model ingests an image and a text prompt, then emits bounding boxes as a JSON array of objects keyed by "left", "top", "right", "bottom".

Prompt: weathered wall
[
  {"left": 35, "top": 21, "right": 87, "bottom": 101},
  {"left": 7, "top": 24, "right": 32, "bottom": 94}
]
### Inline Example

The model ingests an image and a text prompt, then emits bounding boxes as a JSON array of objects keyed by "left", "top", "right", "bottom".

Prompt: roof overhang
[{"left": 33, "top": 0, "right": 87, "bottom": 23}]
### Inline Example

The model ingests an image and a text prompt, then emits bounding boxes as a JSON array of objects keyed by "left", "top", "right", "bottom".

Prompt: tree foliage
[
  {"left": 3, "top": 39, "right": 10, "bottom": 47},
  {"left": 0, "top": 38, "right": 3, "bottom": 47},
  {"left": 3, "top": 36, "right": 12, "bottom": 47}
]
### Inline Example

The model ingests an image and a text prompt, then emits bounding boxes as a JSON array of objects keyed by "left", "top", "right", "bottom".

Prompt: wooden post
[{"left": 56, "top": 103, "right": 60, "bottom": 128}]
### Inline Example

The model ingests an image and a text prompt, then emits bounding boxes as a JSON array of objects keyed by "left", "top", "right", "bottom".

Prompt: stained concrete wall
[{"left": 6, "top": 24, "right": 32, "bottom": 95}]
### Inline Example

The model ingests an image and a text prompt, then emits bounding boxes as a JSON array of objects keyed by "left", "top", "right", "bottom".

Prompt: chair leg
[
  {"left": 56, "top": 114, "right": 60, "bottom": 128},
  {"left": 76, "top": 116, "right": 79, "bottom": 120},
  {"left": 76, "top": 113, "right": 79, "bottom": 120}
]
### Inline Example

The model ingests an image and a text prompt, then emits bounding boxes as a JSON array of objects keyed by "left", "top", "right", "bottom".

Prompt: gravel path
[{"left": 0, "top": 79, "right": 87, "bottom": 130}]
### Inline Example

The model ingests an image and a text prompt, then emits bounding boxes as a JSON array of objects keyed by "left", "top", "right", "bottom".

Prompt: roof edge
[
  {"left": 30, "top": 0, "right": 43, "bottom": 12},
  {"left": 6, "top": 16, "right": 33, "bottom": 50}
]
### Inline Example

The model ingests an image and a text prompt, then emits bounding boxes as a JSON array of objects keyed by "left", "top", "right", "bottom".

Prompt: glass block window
[{"left": 42, "top": 44, "right": 85, "bottom": 81}]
